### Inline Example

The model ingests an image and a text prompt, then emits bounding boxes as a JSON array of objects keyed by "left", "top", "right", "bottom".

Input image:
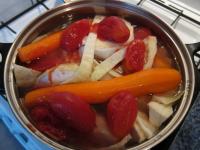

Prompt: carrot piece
[
  {"left": 25, "top": 68, "right": 181, "bottom": 107},
  {"left": 153, "top": 54, "right": 172, "bottom": 68},
  {"left": 153, "top": 46, "right": 172, "bottom": 68},
  {"left": 18, "top": 31, "right": 63, "bottom": 62}
]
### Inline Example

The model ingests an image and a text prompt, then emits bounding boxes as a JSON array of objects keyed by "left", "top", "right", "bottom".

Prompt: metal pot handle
[
  {"left": 186, "top": 42, "right": 200, "bottom": 95},
  {"left": 0, "top": 43, "right": 12, "bottom": 95},
  {"left": 186, "top": 42, "right": 200, "bottom": 70}
]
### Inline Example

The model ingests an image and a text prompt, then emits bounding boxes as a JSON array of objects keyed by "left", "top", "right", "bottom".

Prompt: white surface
[
  {"left": 0, "top": 0, "right": 199, "bottom": 44},
  {"left": 142, "top": 0, "right": 177, "bottom": 25},
  {"left": 140, "top": 0, "right": 200, "bottom": 44},
  {"left": 0, "top": 0, "right": 61, "bottom": 43}
]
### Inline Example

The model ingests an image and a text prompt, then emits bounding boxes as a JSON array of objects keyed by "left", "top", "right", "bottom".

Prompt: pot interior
[{"left": 5, "top": 0, "right": 195, "bottom": 150}]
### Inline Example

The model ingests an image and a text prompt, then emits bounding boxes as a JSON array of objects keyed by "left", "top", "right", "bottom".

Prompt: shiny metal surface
[{"left": 4, "top": 0, "right": 196, "bottom": 149}]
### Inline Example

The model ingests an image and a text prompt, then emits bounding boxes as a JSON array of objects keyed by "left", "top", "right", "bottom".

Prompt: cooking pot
[{"left": 0, "top": 0, "right": 200, "bottom": 149}]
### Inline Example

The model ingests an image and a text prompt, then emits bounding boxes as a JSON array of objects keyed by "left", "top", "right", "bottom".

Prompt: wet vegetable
[
  {"left": 18, "top": 31, "right": 62, "bottom": 62},
  {"left": 97, "top": 16, "right": 130, "bottom": 43},
  {"left": 24, "top": 68, "right": 181, "bottom": 106},
  {"left": 107, "top": 91, "right": 138, "bottom": 139},
  {"left": 134, "top": 27, "right": 152, "bottom": 40},
  {"left": 123, "top": 39, "right": 146, "bottom": 73},
  {"left": 61, "top": 19, "right": 91, "bottom": 52}
]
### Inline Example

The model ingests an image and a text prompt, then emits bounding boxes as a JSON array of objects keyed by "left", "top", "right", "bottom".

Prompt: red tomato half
[
  {"left": 107, "top": 91, "right": 138, "bottom": 139},
  {"left": 134, "top": 27, "right": 152, "bottom": 40},
  {"left": 27, "top": 49, "right": 64, "bottom": 72},
  {"left": 48, "top": 92, "right": 96, "bottom": 133},
  {"left": 61, "top": 19, "right": 91, "bottom": 52},
  {"left": 123, "top": 39, "right": 146, "bottom": 73},
  {"left": 36, "top": 122, "right": 68, "bottom": 141},
  {"left": 97, "top": 16, "right": 130, "bottom": 43}
]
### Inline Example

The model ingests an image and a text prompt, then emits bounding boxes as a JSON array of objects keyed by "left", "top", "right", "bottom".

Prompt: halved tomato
[
  {"left": 97, "top": 16, "right": 130, "bottom": 43},
  {"left": 61, "top": 19, "right": 91, "bottom": 52}
]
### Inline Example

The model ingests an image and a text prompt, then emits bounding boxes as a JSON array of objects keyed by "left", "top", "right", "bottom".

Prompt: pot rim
[{"left": 4, "top": 0, "right": 195, "bottom": 149}]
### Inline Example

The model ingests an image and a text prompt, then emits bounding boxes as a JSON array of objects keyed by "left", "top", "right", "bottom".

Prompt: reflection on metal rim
[{"left": 4, "top": 0, "right": 195, "bottom": 149}]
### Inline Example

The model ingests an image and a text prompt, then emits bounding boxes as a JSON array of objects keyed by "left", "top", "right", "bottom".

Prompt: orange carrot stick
[
  {"left": 25, "top": 68, "right": 181, "bottom": 107},
  {"left": 18, "top": 31, "right": 63, "bottom": 62},
  {"left": 153, "top": 54, "right": 172, "bottom": 68}
]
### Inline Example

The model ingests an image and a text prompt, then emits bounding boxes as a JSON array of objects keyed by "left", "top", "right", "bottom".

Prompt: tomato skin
[
  {"left": 64, "top": 51, "right": 80, "bottom": 63},
  {"left": 48, "top": 92, "right": 96, "bottom": 133},
  {"left": 61, "top": 19, "right": 91, "bottom": 52},
  {"left": 36, "top": 122, "right": 68, "bottom": 141},
  {"left": 123, "top": 40, "right": 146, "bottom": 73},
  {"left": 134, "top": 27, "right": 152, "bottom": 40},
  {"left": 30, "top": 104, "right": 68, "bottom": 141},
  {"left": 30, "top": 106, "right": 50, "bottom": 122},
  {"left": 27, "top": 49, "right": 64, "bottom": 72},
  {"left": 97, "top": 16, "right": 130, "bottom": 43},
  {"left": 107, "top": 91, "right": 137, "bottom": 139}
]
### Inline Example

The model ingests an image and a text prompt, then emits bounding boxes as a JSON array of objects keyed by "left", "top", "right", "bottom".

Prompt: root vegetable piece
[
  {"left": 131, "top": 121, "right": 146, "bottom": 143},
  {"left": 148, "top": 101, "right": 173, "bottom": 127},
  {"left": 152, "top": 90, "right": 184, "bottom": 105},
  {"left": 14, "top": 64, "right": 41, "bottom": 87},
  {"left": 36, "top": 63, "right": 79, "bottom": 87},
  {"left": 104, "top": 134, "right": 132, "bottom": 150},
  {"left": 18, "top": 31, "right": 62, "bottom": 62},
  {"left": 91, "top": 47, "right": 126, "bottom": 81},
  {"left": 153, "top": 54, "right": 172, "bottom": 68},
  {"left": 153, "top": 46, "right": 172, "bottom": 68},
  {"left": 89, "top": 113, "right": 118, "bottom": 147},
  {"left": 123, "top": 19, "right": 134, "bottom": 45},
  {"left": 76, "top": 16, "right": 102, "bottom": 81},
  {"left": 95, "top": 39, "right": 120, "bottom": 59},
  {"left": 25, "top": 68, "right": 181, "bottom": 106},
  {"left": 136, "top": 111, "right": 157, "bottom": 139},
  {"left": 143, "top": 36, "right": 157, "bottom": 69}
]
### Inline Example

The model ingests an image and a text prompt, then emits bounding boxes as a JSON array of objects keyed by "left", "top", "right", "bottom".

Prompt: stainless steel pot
[{"left": 1, "top": 0, "right": 200, "bottom": 149}]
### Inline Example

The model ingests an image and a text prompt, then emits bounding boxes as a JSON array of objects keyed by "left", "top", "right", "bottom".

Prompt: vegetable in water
[
  {"left": 24, "top": 68, "right": 181, "bottom": 106},
  {"left": 91, "top": 47, "right": 126, "bottom": 81},
  {"left": 27, "top": 49, "right": 65, "bottom": 72},
  {"left": 107, "top": 91, "right": 138, "bottom": 139},
  {"left": 151, "top": 89, "right": 184, "bottom": 105},
  {"left": 93, "top": 60, "right": 122, "bottom": 78},
  {"left": 134, "top": 27, "right": 152, "bottom": 40},
  {"left": 61, "top": 19, "right": 91, "bottom": 52},
  {"left": 153, "top": 46, "right": 172, "bottom": 68},
  {"left": 14, "top": 64, "right": 41, "bottom": 87},
  {"left": 148, "top": 101, "right": 173, "bottom": 127},
  {"left": 135, "top": 111, "right": 157, "bottom": 139},
  {"left": 36, "top": 63, "right": 79, "bottom": 87},
  {"left": 41, "top": 92, "right": 96, "bottom": 133},
  {"left": 97, "top": 16, "right": 130, "bottom": 43},
  {"left": 123, "top": 39, "right": 146, "bottom": 73},
  {"left": 18, "top": 31, "right": 63, "bottom": 62},
  {"left": 94, "top": 39, "right": 121, "bottom": 59},
  {"left": 143, "top": 36, "right": 157, "bottom": 69},
  {"left": 131, "top": 121, "right": 146, "bottom": 143},
  {"left": 15, "top": 15, "right": 183, "bottom": 148},
  {"left": 76, "top": 16, "right": 102, "bottom": 81},
  {"left": 76, "top": 32, "right": 97, "bottom": 81}
]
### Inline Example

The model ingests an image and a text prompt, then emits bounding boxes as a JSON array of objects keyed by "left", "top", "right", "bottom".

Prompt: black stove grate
[
  {"left": 137, "top": 0, "right": 200, "bottom": 71},
  {"left": 0, "top": 0, "right": 49, "bottom": 34}
]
